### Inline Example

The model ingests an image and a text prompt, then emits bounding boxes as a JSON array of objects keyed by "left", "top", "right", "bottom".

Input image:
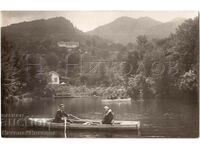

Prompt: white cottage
[{"left": 48, "top": 71, "right": 60, "bottom": 84}]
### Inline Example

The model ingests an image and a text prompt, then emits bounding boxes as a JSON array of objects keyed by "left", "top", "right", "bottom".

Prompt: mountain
[
  {"left": 145, "top": 18, "right": 186, "bottom": 39},
  {"left": 87, "top": 16, "right": 162, "bottom": 45},
  {"left": 87, "top": 16, "right": 186, "bottom": 45},
  {"left": 1, "top": 17, "right": 111, "bottom": 53},
  {"left": 2, "top": 17, "right": 84, "bottom": 45},
  {"left": 2, "top": 16, "right": 186, "bottom": 52}
]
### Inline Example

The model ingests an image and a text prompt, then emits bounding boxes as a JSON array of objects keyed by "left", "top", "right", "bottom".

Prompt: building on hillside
[
  {"left": 57, "top": 41, "right": 79, "bottom": 49},
  {"left": 48, "top": 71, "right": 60, "bottom": 84}
]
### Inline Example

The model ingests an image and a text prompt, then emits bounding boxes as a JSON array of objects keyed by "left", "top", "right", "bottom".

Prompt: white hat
[{"left": 104, "top": 106, "right": 109, "bottom": 110}]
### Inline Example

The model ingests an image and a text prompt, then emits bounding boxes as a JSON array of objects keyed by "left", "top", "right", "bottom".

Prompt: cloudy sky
[{"left": 1, "top": 11, "right": 198, "bottom": 32}]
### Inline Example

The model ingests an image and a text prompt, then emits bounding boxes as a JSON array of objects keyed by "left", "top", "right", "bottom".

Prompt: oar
[
  {"left": 69, "top": 114, "right": 80, "bottom": 120},
  {"left": 64, "top": 117, "right": 67, "bottom": 138}
]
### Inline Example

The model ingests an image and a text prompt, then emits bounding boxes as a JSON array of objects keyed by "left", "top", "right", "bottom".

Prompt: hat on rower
[
  {"left": 104, "top": 105, "right": 109, "bottom": 110},
  {"left": 60, "top": 104, "right": 64, "bottom": 107}
]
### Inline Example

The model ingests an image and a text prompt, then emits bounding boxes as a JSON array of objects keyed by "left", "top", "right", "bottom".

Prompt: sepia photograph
[{"left": 1, "top": 11, "right": 199, "bottom": 138}]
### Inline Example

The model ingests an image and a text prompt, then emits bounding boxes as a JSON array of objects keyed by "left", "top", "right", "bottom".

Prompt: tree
[
  {"left": 1, "top": 37, "right": 20, "bottom": 113},
  {"left": 124, "top": 51, "right": 139, "bottom": 76},
  {"left": 45, "top": 52, "right": 59, "bottom": 70},
  {"left": 136, "top": 35, "right": 153, "bottom": 59},
  {"left": 173, "top": 17, "right": 199, "bottom": 73}
]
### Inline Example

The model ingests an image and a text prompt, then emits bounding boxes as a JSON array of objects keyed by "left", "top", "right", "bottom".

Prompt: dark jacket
[
  {"left": 102, "top": 109, "right": 114, "bottom": 124},
  {"left": 54, "top": 109, "right": 69, "bottom": 123}
]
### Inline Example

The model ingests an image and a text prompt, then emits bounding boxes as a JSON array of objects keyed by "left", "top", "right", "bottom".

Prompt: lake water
[{"left": 13, "top": 97, "right": 199, "bottom": 138}]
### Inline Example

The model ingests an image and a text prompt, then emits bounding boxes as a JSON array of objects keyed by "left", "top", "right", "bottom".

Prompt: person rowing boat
[{"left": 54, "top": 104, "right": 72, "bottom": 123}]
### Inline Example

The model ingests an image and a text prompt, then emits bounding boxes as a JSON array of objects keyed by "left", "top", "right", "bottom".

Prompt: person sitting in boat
[
  {"left": 102, "top": 106, "right": 114, "bottom": 124},
  {"left": 54, "top": 104, "right": 72, "bottom": 123}
]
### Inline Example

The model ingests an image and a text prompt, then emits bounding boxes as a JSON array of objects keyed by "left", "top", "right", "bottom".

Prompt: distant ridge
[
  {"left": 87, "top": 16, "right": 186, "bottom": 44},
  {"left": 1, "top": 17, "right": 111, "bottom": 49}
]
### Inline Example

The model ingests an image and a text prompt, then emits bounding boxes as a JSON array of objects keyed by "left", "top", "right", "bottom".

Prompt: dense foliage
[{"left": 125, "top": 17, "right": 198, "bottom": 101}]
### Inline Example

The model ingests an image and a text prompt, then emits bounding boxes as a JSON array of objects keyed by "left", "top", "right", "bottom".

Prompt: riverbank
[{"left": 50, "top": 85, "right": 129, "bottom": 99}]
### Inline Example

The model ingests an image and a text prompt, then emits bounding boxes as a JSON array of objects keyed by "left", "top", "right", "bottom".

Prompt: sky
[{"left": 1, "top": 11, "right": 198, "bottom": 32}]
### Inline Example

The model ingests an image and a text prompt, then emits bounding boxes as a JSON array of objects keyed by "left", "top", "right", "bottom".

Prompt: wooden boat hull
[{"left": 28, "top": 118, "right": 140, "bottom": 134}]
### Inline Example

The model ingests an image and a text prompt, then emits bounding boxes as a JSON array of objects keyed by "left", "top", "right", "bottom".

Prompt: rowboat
[{"left": 28, "top": 117, "right": 141, "bottom": 135}]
